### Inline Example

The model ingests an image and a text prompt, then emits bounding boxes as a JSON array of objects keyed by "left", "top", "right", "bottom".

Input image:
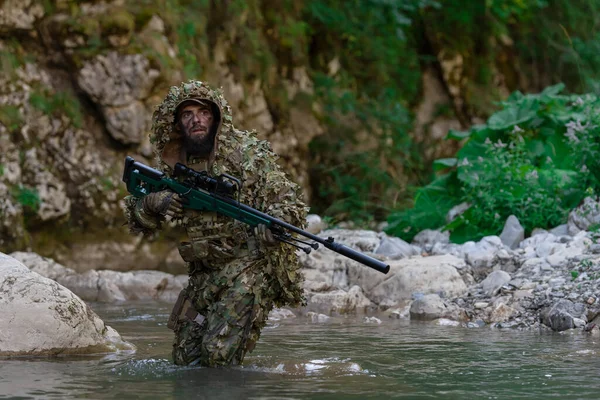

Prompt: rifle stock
[{"left": 123, "top": 156, "right": 390, "bottom": 274}]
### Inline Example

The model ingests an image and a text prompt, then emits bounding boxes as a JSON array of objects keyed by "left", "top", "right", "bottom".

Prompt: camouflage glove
[
  {"left": 254, "top": 224, "right": 278, "bottom": 247},
  {"left": 141, "top": 190, "right": 185, "bottom": 218}
]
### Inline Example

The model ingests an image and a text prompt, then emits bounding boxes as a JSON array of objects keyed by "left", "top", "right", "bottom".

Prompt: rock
[
  {"left": 0, "top": 252, "right": 134, "bottom": 356},
  {"left": 568, "top": 196, "right": 600, "bottom": 235},
  {"left": 375, "top": 233, "right": 419, "bottom": 259},
  {"left": 10, "top": 251, "right": 75, "bottom": 280},
  {"left": 446, "top": 202, "right": 470, "bottom": 224},
  {"left": 77, "top": 52, "right": 159, "bottom": 144},
  {"left": 541, "top": 300, "right": 587, "bottom": 332},
  {"left": 410, "top": 294, "right": 447, "bottom": 321},
  {"left": 307, "top": 285, "right": 372, "bottom": 314},
  {"left": 435, "top": 318, "right": 460, "bottom": 327},
  {"left": 412, "top": 229, "right": 450, "bottom": 252},
  {"left": 549, "top": 224, "right": 569, "bottom": 236},
  {"left": 307, "top": 312, "right": 330, "bottom": 323},
  {"left": 489, "top": 304, "right": 516, "bottom": 323},
  {"left": 481, "top": 270, "right": 511, "bottom": 296},
  {"left": 356, "top": 255, "right": 467, "bottom": 306},
  {"left": 11, "top": 251, "right": 185, "bottom": 302},
  {"left": 268, "top": 308, "right": 296, "bottom": 321},
  {"left": 0, "top": 0, "right": 44, "bottom": 32},
  {"left": 364, "top": 316, "right": 382, "bottom": 324},
  {"left": 464, "top": 236, "right": 507, "bottom": 279},
  {"left": 306, "top": 214, "right": 327, "bottom": 234},
  {"left": 499, "top": 215, "right": 524, "bottom": 249}
]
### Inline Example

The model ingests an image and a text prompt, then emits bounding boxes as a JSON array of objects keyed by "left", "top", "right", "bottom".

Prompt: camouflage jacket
[{"left": 124, "top": 80, "right": 308, "bottom": 306}]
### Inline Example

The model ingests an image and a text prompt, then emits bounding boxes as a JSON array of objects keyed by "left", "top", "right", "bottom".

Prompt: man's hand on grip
[
  {"left": 254, "top": 224, "right": 278, "bottom": 247},
  {"left": 142, "top": 190, "right": 185, "bottom": 218}
]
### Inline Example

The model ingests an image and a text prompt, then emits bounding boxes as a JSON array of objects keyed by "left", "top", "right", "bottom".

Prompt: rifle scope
[{"left": 173, "top": 163, "right": 237, "bottom": 196}]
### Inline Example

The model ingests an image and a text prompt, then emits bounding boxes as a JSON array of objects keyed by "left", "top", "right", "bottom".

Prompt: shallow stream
[{"left": 1, "top": 302, "right": 599, "bottom": 399}]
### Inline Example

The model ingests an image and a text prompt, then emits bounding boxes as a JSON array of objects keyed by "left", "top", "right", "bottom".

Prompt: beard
[{"left": 181, "top": 123, "right": 215, "bottom": 157}]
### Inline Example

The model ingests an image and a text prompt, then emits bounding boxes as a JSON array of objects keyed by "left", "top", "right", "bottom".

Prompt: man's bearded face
[{"left": 177, "top": 103, "right": 215, "bottom": 156}]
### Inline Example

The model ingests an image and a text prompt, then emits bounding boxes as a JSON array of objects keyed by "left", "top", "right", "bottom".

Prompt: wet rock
[
  {"left": 268, "top": 308, "right": 296, "bottom": 321},
  {"left": 307, "top": 285, "right": 372, "bottom": 314},
  {"left": 409, "top": 294, "right": 447, "bottom": 321},
  {"left": 307, "top": 312, "right": 330, "bottom": 323},
  {"left": 364, "top": 316, "right": 382, "bottom": 324},
  {"left": 541, "top": 300, "right": 587, "bottom": 332},
  {"left": 0, "top": 252, "right": 134, "bottom": 356},
  {"left": 435, "top": 318, "right": 461, "bottom": 327}
]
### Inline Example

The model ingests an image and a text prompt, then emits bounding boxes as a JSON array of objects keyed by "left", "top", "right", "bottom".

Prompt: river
[{"left": 1, "top": 301, "right": 599, "bottom": 399}]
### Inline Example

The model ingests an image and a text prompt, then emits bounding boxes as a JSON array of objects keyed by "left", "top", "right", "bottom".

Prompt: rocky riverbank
[{"left": 3, "top": 198, "right": 600, "bottom": 356}]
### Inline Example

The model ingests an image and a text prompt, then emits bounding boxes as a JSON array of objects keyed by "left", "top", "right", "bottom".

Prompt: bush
[{"left": 386, "top": 84, "right": 600, "bottom": 243}]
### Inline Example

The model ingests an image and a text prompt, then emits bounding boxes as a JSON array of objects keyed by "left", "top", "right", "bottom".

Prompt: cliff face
[
  {"left": 0, "top": 1, "right": 528, "bottom": 271},
  {"left": 0, "top": 1, "right": 326, "bottom": 271}
]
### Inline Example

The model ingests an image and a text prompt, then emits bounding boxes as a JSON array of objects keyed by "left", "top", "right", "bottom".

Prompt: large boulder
[
  {"left": 347, "top": 254, "right": 468, "bottom": 307},
  {"left": 0, "top": 252, "right": 134, "bottom": 356}
]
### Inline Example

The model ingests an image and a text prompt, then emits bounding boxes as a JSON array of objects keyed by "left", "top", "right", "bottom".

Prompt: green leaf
[
  {"left": 446, "top": 129, "right": 471, "bottom": 140},
  {"left": 433, "top": 158, "right": 457, "bottom": 171},
  {"left": 487, "top": 105, "right": 538, "bottom": 130},
  {"left": 540, "top": 83, "right": 565, "bottom": 97}
]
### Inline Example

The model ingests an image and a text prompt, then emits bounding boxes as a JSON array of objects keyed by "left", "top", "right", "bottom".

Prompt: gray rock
[
  {"left": 306, "top": 214, "right": 327, "bottom": 234},
  {"left": 0, "top": 252, "right": 134, "bottom": 356},
  {"left": 499, "top": 215, "right": 524, "bottom": 249},
  {"left": 375, "top": 233, "right": 419, "bottom": 259},
  {"left": 549, "top": 224, "right": 569, "bottom": 236},
  {"left": 349, "top": 255, "right": 468, "bottom": 305},
  {"left": 541, "top": 300, "right": 587, "bottom": 332},
  {"left": 446, "top": 202, "right": 470, "bottom": 223},
  {"left": 411, "top": 229, "right": 450, "bottom": 252},
  {"left": 568, "top": 196, "right": 600, "bottom": 235},
  {"left": 481, "top": 270, "right": 512, "bottom": 296},
  {"left": 410, "top": 294, "right": 447, "bottom": 321}
]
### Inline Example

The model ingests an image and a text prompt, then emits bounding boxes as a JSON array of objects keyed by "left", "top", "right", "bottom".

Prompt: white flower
[
  {"left": 526, "top": 170, "right": 539, "bottom": 180},
  {"left": 512, "top": 125, "right": 524, "bottom": 133},
  {"left": 459, "top": 158, "right": 470, "bottom": 167},
  {"left": 484, "top": 138, "right": 492, "bottom": 145},
  {"left": 565, "top": 120, "right": 589, "bottom": 143},
  {"left": 494, "top": 139, "right": 507, "bottom": 149},
  {"left": 581, "top": 165, "right": 589, "bottom": 173},
  {"left": 574, "top": 97, "right": 584, "bottom": 106}
]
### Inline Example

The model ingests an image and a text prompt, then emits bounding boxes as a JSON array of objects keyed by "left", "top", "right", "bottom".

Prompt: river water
[{"left": 1, "top": 301, "right": 599, "bottom": 399}]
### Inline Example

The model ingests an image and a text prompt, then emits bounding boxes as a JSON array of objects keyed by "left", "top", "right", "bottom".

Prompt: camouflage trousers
[{"left": 171, "top": 257, "right": 271, "bottom": 367}]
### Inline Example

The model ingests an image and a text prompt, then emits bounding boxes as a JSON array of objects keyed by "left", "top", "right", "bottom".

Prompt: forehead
[{"left": 180, "top": 103, "right": 212, "bottom": 113}]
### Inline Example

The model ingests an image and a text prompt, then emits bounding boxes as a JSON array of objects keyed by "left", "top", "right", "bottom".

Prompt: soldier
[{"left": 124, "top": 80, "right": 307, "bottom": 366}]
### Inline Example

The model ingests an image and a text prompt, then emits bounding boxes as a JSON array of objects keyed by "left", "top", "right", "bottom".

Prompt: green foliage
[
  {"left": 0, "top": 105, "right": 23, "bottom": 133},
  {"left": 387, "top": 84, "right": 600, "bottom": 243},
  {"left": 29, "top": 89, "right": 84, "bottom": 128},
  {"left": 12, "top": 186, "right": 41, "bottom": 212},
  {"left": 306, "top": 1, "right": 434, "bottom": 221}
]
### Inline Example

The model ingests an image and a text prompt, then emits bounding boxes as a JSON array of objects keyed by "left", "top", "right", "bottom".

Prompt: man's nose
[{"left": 191, "top": 112, "right": 201, "bottom": 123}]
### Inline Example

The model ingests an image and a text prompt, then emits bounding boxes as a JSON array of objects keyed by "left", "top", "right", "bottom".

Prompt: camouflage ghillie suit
[{"left": 124, "top": 80, "right": 307, "bottom": 366}]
